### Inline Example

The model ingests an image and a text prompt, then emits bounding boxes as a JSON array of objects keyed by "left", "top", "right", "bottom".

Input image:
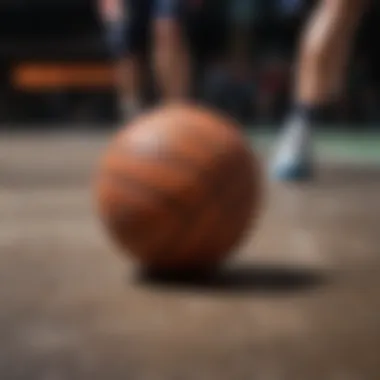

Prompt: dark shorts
[{"left": 104, "top": 0, "right": 197, "bottom": 57}]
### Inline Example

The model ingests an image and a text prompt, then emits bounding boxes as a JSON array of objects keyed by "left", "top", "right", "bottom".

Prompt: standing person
[
  {"left": 271, "top": 0, "right": 369, "bottom": 181},
  {"left": 98, "top": 0, "right": 192, "bottom": 121}
]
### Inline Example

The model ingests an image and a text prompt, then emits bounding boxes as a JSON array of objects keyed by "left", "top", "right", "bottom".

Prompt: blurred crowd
[{"left": 0, "top": 0, "right": 379, "bottom": 125}]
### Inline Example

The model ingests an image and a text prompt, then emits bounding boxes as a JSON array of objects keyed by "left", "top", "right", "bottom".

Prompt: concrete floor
[{"left": 1, "top": 133, "right": 380, "bottom": 380}]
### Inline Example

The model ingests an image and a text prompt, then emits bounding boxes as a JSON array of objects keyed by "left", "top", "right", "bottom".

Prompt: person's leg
[
  {"left": 271, "top": 0, "right": 369, "bottom": 181},
  {"left": 114, "top": 50, "right": 143, "bottom": 121},
  {"left": 100, "top": 0, "right": 146, "bottom": 121},
  {"left": 151, "top": 0, "right": 191, "bottom": 101}
]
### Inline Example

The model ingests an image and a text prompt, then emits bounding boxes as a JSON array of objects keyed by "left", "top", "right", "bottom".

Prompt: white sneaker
[{"left": 270, "top": 116, "right": 314, "bottom": 181}]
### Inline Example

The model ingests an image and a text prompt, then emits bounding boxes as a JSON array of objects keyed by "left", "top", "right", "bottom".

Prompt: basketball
[{"left": 95, "top": 103, "right": 262, "bottom": 272}]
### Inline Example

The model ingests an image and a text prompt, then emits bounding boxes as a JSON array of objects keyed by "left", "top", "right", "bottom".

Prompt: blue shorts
[{"left": 103, "top": 0, "right": 184, "bottom": 58}]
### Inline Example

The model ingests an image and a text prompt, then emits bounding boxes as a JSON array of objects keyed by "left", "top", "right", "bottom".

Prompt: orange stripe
[{"left": 11, "top": 62, "right": 115, "bottom": 90}]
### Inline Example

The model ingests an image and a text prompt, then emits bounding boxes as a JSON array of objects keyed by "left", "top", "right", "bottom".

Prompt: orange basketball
[{"left": 95, "top": 103, "right": 262, "bottom": 272}]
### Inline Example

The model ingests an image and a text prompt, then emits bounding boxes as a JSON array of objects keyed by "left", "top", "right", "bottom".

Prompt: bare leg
[
  {"left": 296, "top": 0, "right": 369, "bottom": 105},
  {"left": 114, "top": 55, "right": 143, "bottom": 120},
  {"left": 152, "top": 1, "right": 191, "bottom": 101},
  {"left": 99, "top": 0, "right": 145, "bottom": 121},
  {"left": 271, "top": 0, "right": 368, "bottom": 181},
  {"left": 108, "top": 7, "right": 145, "bottom": 120}
]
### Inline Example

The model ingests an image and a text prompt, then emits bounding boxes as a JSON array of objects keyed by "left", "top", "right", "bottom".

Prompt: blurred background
[
  {"left": 1, "top": 0, "right": 379, "bottom": 128},
  {"left": 1, "top": 3, "right": 380, "bottom": 379}
]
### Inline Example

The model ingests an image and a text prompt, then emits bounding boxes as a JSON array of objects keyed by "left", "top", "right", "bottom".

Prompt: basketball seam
[
  {"left": 104, "top": 170, "right": 191, "bottom": 215},
  {"left": 114, "top": 124, "right": 226, "bottom": 173},
  {"left": 104, "top": 122, "right": 254, "bottom": 266},
  {"left": 107, "top": 144, "right": 253, "bottom": 264},
  {"left": 178, "top": 152, "right": 254, "bottom": 259},
  {"left": 154, "top": 148, "right": 252, "bottom": 262},
  {"left": 107, "top": 126, "right": 233, "bottom": 217}
]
